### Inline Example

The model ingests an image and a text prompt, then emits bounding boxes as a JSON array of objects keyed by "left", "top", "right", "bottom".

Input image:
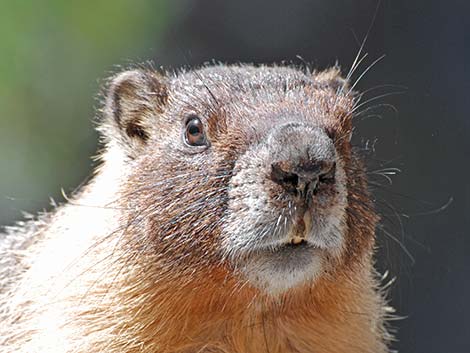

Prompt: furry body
[{"left": 0, "top": 65, "right": 392, "bottom": 352}]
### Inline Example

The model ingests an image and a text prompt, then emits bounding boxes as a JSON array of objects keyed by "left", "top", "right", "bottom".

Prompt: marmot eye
[{"left": 184, "top": 116, "right": 206, "bottom": 146}]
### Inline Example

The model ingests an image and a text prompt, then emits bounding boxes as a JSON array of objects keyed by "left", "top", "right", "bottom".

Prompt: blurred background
[{"left": 0, "top": 0, "right": 467, "bottom": 352}]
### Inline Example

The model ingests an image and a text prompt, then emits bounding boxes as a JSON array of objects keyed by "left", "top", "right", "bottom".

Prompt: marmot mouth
[
  {"left": 248, "top": 212, "right": 314, "bottom": 253},
  {"left": 280, "top": 212, "right": 310, "bottom": 246},
  {"left": 266, "top": 237, "right": 317, "bottom": 253}
]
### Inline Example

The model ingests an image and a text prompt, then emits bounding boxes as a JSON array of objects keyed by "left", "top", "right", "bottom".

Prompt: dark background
[{"left": 0, "top": 1, "right": 468, "bottom": 352}]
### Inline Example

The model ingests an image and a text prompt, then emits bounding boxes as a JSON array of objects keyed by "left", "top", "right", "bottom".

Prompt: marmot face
[{"left": 104, "top": 65, "right": 371, "bottom": 295}]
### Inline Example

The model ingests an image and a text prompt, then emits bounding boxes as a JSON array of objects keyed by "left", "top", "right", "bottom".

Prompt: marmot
[{"left": 0, "top": 64, "right": 393, "bottom": 352}]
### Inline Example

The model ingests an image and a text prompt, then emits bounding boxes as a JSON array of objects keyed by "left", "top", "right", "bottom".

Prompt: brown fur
[{"left": 0, "top": 64, "right": 392, "bottom": 352}]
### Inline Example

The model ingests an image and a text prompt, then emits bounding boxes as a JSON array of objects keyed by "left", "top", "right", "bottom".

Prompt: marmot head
[{"left": 101, "top": 65, "right": 377, "bottom": 295}]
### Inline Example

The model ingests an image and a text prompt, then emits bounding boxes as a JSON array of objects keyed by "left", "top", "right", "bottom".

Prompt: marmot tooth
[{"left": 291, "top": 236, "right": 305, "bottom": 245}]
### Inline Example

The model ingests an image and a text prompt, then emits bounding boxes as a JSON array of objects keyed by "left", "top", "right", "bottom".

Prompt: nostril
[
  {"left": 270, "top": 162, "right": 299, "bottom": 191},
  {"left": 280, "top": 173, "right": 299, "bottom": 187},
  {"left": 271, "top": 160, "right": 336, "bottom": 196}
]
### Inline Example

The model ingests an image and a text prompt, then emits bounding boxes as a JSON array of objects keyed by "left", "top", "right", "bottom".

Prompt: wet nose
[
  {"left": 270, "top": 159, "right": 336, "bottom": 197},
  {"left": 267, "top": 123, "right": 337, "bottom": 198}
]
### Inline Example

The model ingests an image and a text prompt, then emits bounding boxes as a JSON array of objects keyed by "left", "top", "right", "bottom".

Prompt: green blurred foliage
[{"left": 0, "top": 0, "right": 172, "bottom": 224}]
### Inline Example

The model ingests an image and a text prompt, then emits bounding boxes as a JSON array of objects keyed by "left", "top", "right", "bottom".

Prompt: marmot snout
[{"left": 223, "top": 122, "right": 345, "bottom": 293}]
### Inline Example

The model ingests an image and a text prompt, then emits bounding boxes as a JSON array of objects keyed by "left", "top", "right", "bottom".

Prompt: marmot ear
[
  {"left": 104, "top": 69, "right": 168, "bottom": 151},
  {"left": 314, "top": 66, "right": 354, "bottom": 136},
  {"left": 313, "top": 66, "right": 349, "bottom": 93}
]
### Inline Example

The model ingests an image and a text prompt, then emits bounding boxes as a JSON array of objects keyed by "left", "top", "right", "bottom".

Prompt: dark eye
[{"left": 184, "top": 115, "right": 207, "bottom": 146}]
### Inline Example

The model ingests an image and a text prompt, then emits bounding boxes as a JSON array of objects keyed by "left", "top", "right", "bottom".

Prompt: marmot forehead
[
  {"left": 172, "top": 64, "right": 313, "bottom": 88},
  {"left": 168, "top": 65, "right": 332, "bottom": 104},
  {"left": 164, "top": 64, "right": 354, "bottom": 140}
]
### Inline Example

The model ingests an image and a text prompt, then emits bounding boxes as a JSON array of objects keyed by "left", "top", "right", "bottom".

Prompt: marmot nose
[
  {"left": 267, "top": 123, "right": 337, "bottom": 198},
  {"left": 270, "top": 160, "right": 336, "bottom": 197}
]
